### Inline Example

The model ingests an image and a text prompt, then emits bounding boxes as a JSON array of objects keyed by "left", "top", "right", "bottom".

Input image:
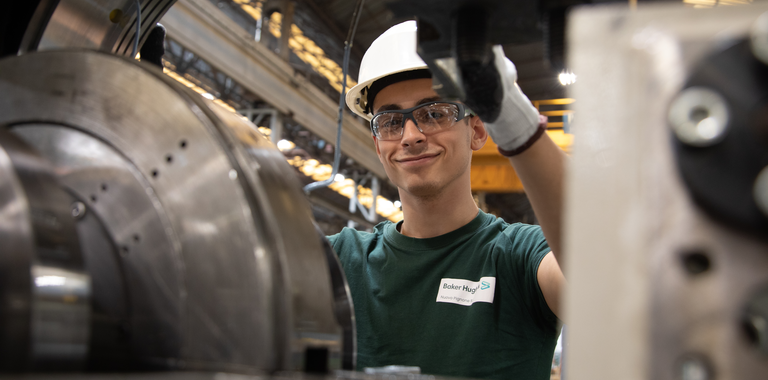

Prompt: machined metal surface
[
  {"left": 0, "top": 370, "right": 466, "bottom": 380},
  {"left": 317, "top": 226, "right": 356, "bottom": 371},
  {"left": 23, "top": 0, "right": 176, "bottom": 57},
  {"left": 670, "top": 36, "right": 768, "bottom": 238},
  {"left": 12, "top": 124, "right": 184, "bottom": 369},
  {"left": 567, "top": 4, "right": 768, "bottom": 380},
  {"left": 0, "top": 129, "right": 90, "bottom": 370},
  {"left": 0, "top": 50, "right": 347, "bottom": 373}
]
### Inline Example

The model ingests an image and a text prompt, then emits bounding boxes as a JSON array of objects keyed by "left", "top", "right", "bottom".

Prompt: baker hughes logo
[{"left": 436, "top": 277, "right": 496, "bottom": 306}]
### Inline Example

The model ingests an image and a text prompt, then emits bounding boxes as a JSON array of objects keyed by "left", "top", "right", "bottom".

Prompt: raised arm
[
  {"left": 508, "top": 126, "right": 567, "bottom": 261},
  {"left": 509, "top": 132, "right": 567, "bottom": 319},
  {"left": 471, "top": 46, "right": 568, "bottom": 319}
]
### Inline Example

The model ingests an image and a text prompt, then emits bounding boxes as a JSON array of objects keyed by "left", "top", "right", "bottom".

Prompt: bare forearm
[{"left": 508, "top": 133, "right": 567, "bottom": 266}]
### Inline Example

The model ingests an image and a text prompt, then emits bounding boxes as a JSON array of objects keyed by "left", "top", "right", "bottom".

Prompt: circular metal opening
[
  {"left": 680, "top": 250, "right": 712, "bottom": 276},
  {"left": 668, "top": 87, "right": 730, "bottom": 147}
]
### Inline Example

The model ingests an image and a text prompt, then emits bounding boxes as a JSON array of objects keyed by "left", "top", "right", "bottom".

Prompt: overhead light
[
  {"left": 286, "top": 156, "right": 404, "bottom": 222},
  {"left": 267, "top": 12, "right": 357, "bottom": 93},
  {"left": 334, "top": 173, "right": 345, "bottom": 182},
  {"left": 393, "top": 200, "right": 401, "bottom": 208},
  {"left": 35, "top": 275, "right": 66, "bottom": 287},
  {"left": 558, "top": 71, "right": 577, "bottom": 86},
  {"left": 162, "top": 68, "right": 238, "bottom": 113},
  {"left": 277, "top": 139, "right": 295, "bottom": 151},
  {"left": 257, "top": 127, "right": 272, "bottom": 136}
]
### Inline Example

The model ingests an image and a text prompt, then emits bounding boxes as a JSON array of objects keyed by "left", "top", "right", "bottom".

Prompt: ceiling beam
[
  {"left": 294, "top": 0, "right": 365, "bottom": 62},
  {"left": 162, "top": 0, "right": 386, "bottom": 179}
]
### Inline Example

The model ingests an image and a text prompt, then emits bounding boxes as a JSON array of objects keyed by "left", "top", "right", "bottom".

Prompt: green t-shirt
[{"left": 327, "top": 210, "right": 559, "bottom": 379}]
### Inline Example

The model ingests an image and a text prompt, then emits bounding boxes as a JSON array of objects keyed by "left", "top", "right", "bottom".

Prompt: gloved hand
[{"left": 479, "top": 46, "right": 544, "bottom": 156}]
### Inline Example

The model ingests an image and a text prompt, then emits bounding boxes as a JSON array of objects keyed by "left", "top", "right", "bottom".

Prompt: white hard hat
[{"left": 345, "top": 20, "right": 430, "bottom": 121}]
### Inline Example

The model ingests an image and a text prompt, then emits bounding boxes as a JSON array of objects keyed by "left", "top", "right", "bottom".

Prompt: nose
[{"left": 400, "top": 117, "right": 425, "bottom": 147}]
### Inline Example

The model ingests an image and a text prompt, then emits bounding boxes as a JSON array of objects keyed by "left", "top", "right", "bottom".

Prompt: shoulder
[
  {"left": 478, "top": 213, "right": 546, "bottom": 248},
  {"left": 327, "top": 221, "right": 391, "bottom": 257},
  {"left": 327, "top": 221, "right": 388, "bottom": 245},
  {"left": 479, "top": 216, "right": 550, "bottom": 271}
]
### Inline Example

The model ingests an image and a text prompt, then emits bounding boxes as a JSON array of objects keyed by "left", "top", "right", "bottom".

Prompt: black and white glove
[{"left": 465, "top": 46, "right": 545, "bottom": 156}]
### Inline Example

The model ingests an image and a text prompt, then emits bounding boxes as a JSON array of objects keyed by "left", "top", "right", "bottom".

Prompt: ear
[
  {"left": 373, "top": 134, "right": 385, "bottom": 164},
  {"left": 469, "top": 116, "right": 488, "bottom": 151}
]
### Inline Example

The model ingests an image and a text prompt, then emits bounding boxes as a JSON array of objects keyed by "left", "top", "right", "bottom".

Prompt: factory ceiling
[{"left": 296, "top": 0, "right": 568, "bottom": 101}]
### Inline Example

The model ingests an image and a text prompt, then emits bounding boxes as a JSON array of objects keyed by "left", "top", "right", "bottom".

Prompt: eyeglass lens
[{"left": 373, "top": 103, "right": 460, "bottom": 140}]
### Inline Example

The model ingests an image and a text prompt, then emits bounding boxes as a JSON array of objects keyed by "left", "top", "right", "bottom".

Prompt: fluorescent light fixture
[{"left": 558, "top": 71, "right": 577, "bottom": 86}]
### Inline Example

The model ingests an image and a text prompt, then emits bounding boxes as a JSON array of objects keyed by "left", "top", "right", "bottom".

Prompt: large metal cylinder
[
  {"left": 0, "top": 49, "right": 352, "bottom": 373},
  {"left": 0, "top": 129, "right": 90, "bottom": 371}
]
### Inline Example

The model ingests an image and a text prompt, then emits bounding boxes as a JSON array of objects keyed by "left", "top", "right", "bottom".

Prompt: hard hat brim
[{"left": 345, "top": 66, "right": 428, "bottom": 121}]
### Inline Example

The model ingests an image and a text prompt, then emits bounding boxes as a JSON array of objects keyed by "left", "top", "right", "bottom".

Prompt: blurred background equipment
[{"left": 566, "top": 3, "right": 768, "bottom": 380}]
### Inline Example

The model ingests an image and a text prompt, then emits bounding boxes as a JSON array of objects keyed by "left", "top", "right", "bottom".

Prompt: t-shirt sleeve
[
  {"left": 326, "top": 232, "right": 339, "bottom": 248},
  {"left": 326, "top": 227, "right": 367, "bottom": 262},
  {"left": 503, "top": 224, "right": 559, "bottom": 327}
]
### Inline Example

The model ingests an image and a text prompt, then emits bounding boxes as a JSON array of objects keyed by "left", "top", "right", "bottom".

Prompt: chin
[{"left": 401, "top": 179, "right": 443, "bottom": 198}]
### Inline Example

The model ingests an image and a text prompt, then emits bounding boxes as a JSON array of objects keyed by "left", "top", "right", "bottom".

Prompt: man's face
[{"left": 371, "top": 78, "right": 486, "bottom": 198}]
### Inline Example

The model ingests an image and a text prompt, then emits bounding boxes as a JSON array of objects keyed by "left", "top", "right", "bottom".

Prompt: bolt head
[
  {"left": 71, "top": 202, "right": 86, "bottom": 219},
  {"left": 669, "top": 87, "right": 730, "bottom": 147},
  {"left": 680, "top": 356, "right": 710, "bottom": 380},
  {"left": 754, "top": 166, "right": 768, "bottom": 217},
  {"left": 751, "top": 12, "right": 768, "bottom": 65}
]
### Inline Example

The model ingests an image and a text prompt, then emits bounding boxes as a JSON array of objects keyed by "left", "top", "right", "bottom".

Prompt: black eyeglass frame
[{"left": 369, "top": 101, "right": 475, "bottom": 140}]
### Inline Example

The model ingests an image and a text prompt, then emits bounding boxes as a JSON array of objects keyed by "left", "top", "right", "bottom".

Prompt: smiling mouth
[{"left": 396, "top": 153, "right": 439, "bottom": 164}]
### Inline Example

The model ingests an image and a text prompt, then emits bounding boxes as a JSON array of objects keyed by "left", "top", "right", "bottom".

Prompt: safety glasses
[{"left": 370, "top": 101, "right": 474, "bottom": 141}]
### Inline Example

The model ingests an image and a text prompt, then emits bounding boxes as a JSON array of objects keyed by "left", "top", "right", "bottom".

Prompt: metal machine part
[
  {"left": 0, "top": 129, "right": 90, "bottom": 371},
  {"left": 668, "top": 87, "right": 731, "bottom": 147},
  {"left": 0, "top": 370, "right": 451, "bottom": 380},
  {"left": 671, "top": 36, "right": 768, "bottom": 238},
  {"left": 15, "top": 0, "right": 175, "bottom": 57},
  {"left": 566, "top": 4, "right": 768, "bottom": 380},
  {"left": 0, "top": 49, "right": 353, "bottom": 373},
  {"left": 751, "top": 12, "right": 768, "bottom": 66},
  {"left": 317, "top": 226, "right": 356, "bottom": 371}
]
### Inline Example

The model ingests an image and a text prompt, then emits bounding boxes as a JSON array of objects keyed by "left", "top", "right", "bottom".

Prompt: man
[{"left": 328, "top": 21, "right": 566, "bottom": 379}]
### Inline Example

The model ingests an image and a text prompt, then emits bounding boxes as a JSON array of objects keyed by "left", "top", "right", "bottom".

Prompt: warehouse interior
[{"left": 0, "top": 0, "right": 767, "bottom": 379}]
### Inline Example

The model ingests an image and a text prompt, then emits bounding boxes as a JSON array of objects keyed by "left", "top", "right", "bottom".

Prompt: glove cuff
[{"left": 497, "top": 115, "right": 548, "bottom": 157}]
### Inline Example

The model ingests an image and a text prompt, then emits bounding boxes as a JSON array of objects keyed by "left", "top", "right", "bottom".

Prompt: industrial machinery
[
  {"left": 4, "top": 0, "right": 768, "bottom": 379},
  {"left": 566, "top": 3, "right": 768, "bottom": 380},
  {"left": 0, "top": 0, "right": 356, "bottom": 374}
]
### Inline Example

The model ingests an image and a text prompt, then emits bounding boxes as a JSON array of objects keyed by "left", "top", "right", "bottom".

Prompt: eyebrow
[{"left": 374, "top": 96, "right": 443, "bottom": 114}]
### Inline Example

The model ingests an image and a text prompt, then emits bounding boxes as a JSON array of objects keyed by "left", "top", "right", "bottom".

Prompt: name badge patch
[{"left": 436, "top": 277, "right": 496, "bottom": 306}]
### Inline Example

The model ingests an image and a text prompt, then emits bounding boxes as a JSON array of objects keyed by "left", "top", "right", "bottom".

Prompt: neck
[{"left": 398, "top": 175, "right": 479, "bottom": 239}]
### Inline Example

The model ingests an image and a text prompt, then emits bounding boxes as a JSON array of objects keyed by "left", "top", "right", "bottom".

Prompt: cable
[
  {"left": 304, "top": 0, "right": 365, "bottom": 194},
  {"left": 131, "top": 0, "right": 141, "bottom": 58}
]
